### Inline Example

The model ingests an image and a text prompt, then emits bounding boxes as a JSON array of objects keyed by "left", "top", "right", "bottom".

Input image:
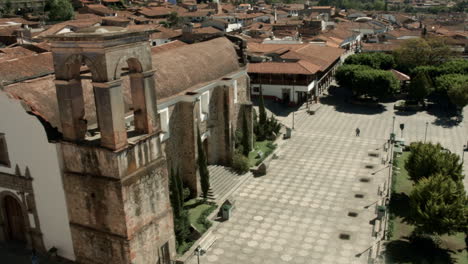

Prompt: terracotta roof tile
[
  {"left": 2, "top": 37, "right": 241, "bottom": 131},
  {"left": 0, "top": 53, "right": 54, "bottom": 85},
  {"left": 248, "top": 60, "right": 320, "bottom": 74}
]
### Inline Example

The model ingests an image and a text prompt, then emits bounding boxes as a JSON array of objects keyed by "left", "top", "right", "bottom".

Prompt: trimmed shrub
[{"left": 232, "top": 152, "right": 250, "bottom": 174}]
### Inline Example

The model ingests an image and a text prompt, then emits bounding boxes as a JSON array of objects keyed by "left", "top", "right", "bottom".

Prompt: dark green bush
[{"left": 232, "top": 152, "right": 250, "bottom": 173}]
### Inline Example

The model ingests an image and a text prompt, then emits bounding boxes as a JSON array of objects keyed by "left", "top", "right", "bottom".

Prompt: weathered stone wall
[
  {"left": 123, "top": 158, "right": 175, "bottom": 264},
  {"left": 70, "top": 225, "right": 130, "bottom": 264},
  {"left": 61, "top": 134, "right": 175, "bottom": 264},
  {"left": 163, "top": 102, "right": 199, "bottom": 196}
]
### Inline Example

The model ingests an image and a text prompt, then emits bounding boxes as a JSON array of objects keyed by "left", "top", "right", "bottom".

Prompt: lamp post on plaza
[
  {"left": 424, "top": 122, "right": 429, "bottom": 143},
  {"left": 195, "top": 246, "right": 205, "bottom": 264},
  {"left": 392, "top": 116, "right": 396, "bottom": 134},
  {"left": 463, "top": 144, "right": 466, "bottom": 161},
  {"left": 292, "top": 78, "right": 296, "bottom": 130}
]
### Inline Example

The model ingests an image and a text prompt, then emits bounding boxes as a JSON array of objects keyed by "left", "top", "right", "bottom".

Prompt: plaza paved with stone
[{"left": 189, "top": 90, "right": 468, "bottom": 264}]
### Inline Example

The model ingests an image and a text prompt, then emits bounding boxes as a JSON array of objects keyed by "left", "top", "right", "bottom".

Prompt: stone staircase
[{"left": 200, "top": 165, "right": 252, "bottom": 203}]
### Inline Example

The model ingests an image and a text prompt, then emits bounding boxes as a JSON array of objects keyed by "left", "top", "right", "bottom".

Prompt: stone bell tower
[{"left": 47, "top": 27, "right": 175, "bottom": 264}]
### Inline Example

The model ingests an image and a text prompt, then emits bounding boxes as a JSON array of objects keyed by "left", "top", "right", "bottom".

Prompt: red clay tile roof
[
  {"left": 2, "top": 37, "right": 241, "bottom": 131},
  {"left": 389, "top": 69, "right": 410, "bottom": 81},
  {"left": 86, "top": 4, "right": 115, "bottom": 15},
  {"left": 0, "top": 46, "right": 36, "bottom": 62},
  {"left": 247, "top": 42, "right": 344, "bottom": 71},
  {"left": 0, "top": 52, "right": 54, "bottom": 85},
  {"left": 138, "top": 7, "right": 172, "bottom": 17},
  {"left": 248, "top": 60, "right": 321, "bottom": 74},
  {"left": 193, "top": 26, "right": 222, "bottom": 34},
  {"left": 151, "top": 40, "right": 187, "bottom": 54}
]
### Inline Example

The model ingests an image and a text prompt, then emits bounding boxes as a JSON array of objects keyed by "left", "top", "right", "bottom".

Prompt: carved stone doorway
[{"left": 3, "top": 195, "right": 26, "bottom": 243}]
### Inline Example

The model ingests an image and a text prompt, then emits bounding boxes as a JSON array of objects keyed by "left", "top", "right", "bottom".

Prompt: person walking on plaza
[
  {"left": 31, "top": 249, "right": 39, "bottom": 264},
  {"left": 356, "top": 127, "right": 360, "bottom": 137}
]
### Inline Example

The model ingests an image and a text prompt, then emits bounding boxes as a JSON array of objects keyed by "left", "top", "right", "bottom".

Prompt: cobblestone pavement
[{"left": 191, "top": 90, "right": 467, "bottom": 264}]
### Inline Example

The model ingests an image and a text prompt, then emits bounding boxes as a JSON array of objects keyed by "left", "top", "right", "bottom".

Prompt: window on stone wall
[
  {"left": 200, "top": 91, "right": 210, "bottom": 121},
  {"left": 233, "top": 79, "right": 238, "bottom": 103},
  {"left": 0, "top": 133, "right": 10, "bottom": 167},
  {"left": 159, "top": 108, "right": 170, "bottom": 142}
]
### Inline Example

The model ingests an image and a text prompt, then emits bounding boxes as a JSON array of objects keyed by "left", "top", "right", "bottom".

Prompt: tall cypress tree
[
  {"left": 176, "top": 168, "right": 184, "bottom": 204},
  {"left": 258, "top": 87, "right": 267, "bottom": 140},
  {"left": 242, "top": 111, "right": 251, "bottom": 156},
  {"left": 169, "top": 167, "right": 181, "bottom": 217},
  {"left": 197, "top": 128, "right": 210, "bottom": 199}
]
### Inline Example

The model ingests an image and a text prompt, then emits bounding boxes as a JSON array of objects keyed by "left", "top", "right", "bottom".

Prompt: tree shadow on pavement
[
  {"left": 425, "top": 100, "right": 462, "bottom": 128},
  {"left": 394, "top": 110, "right": 418, "bottom": 116},
  {"left": 388, "top": 192, "right": 411, "bottom": 219},
  {"left": 384, "top": 236, "right": 455, "bottom": 264},
  {"left": 319, "top": 86, "right": 386, "bottom": 115},
  {"left": 252, "top": 97, "right": 301, "bottom": 117}
]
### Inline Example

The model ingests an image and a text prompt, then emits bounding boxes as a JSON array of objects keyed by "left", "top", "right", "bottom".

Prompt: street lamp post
[
  {"left": 195, "top": 246, "right": 205, "bottom": 264},
  {"left": 292, "top": 78, "right": 296, "bottom": 130},
  {"left": 392, "top": 116, "right": 396, "bottom": 134},
  {"left": 463, "top": 145, "right": 466, "bottom": 161},
  {"left": 424, "top": 122, "right": 429, "bottom": 143}
]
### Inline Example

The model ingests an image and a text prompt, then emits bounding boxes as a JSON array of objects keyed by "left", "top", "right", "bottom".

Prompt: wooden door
[
  {"left": 4, "top": 195, "right": 26, "bottom": 242},
  {"left": 160, "top": 242, "right": 170, "bottom": 264}
]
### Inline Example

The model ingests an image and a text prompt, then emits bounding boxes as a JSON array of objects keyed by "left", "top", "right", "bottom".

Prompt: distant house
[
  {"left": 278, "top": 4, "right": 304, "bottom": 17},
  {"left": 85, "top": 4, "right": 116, "bottom": 17},
  {"left": 247, "top": 43, "right": 345, "bottom": 105},
  {"left": 179, "top": 10, "right": 212, "bottom": 23},
  {"left": 136, "top": 7, "right": 172, "bottom": 19}
]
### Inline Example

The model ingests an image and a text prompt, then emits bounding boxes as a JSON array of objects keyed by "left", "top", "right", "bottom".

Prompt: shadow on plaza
[
  {"left": 425, "top": 97, "right": 463, "bottom": 128},
  {"left": 319, "top": 86, "right": 387, "bottom": 115},
  {"left": 388, "top": 192, "right": 411, "bottom": 219},
  {"left": 251, "top": 97, "right": 301, "bottom": 117},
  {"left": 384, "top": 236, "right": 456, "bottom": 264}
]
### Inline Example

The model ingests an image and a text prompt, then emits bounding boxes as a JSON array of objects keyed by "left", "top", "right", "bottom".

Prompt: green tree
[
  {"left": 169, "top": 167, "right": 191, "bottom": 249},
  {"left": 394, "top": 37, "right": 453, "bottom": 72},
  {"left": 373, "top": 0, "right": 385, "bottom": 10},
  {"left": 344, "top": 53, "right": 395, "bottom": 70},
  {"left": 232, "top": 152, "right": 250, "bottom": 174},
  {"left": 408, "top": 71, "right": 433, "bottom": 103},
  {"left": 435, "top": 74, "right": 468, "bottom": 92},
  {"left": 5, "top": 0, "right": 12, "bottom": 14},
  {"left": 447, "top": 83, "right": 468, "bottom": 110},
  {"left": 405, "top": 142, "right": 464, "bottom": 183},
  {"left": 438, "top": 59, "right": 468, "bottom": 76},
  {"left": 174, "top": 210, "right": 190, "bottom": 249},
  {"left": 352, "top": 69, "right": 400, "bottom": 99},
  {"left": 405, "top": 174, "right": 467, "bottom": 236},
  {"left": 48, "top": 0, "right": 74, "bottom": 22},
  {"left": 335, "top": 64, "right": 373, "bottom": 89},
  {"left": 176, "top": 168, "right": 184, "bottom": 204},
  {"left": 167, "top": 11, "right": 181, "bottom": 28},
  {"left": 169, "top": 167, "right": 182, "bottom": 217},
  {"left": 197, "top": 128, "right": 210, "bottom": 199},
  {"left": 241, "top": 111, "right": 251, "bottom": 156},
  {"left": 257, "top": 88, "right": 267, "bottom": 140}
]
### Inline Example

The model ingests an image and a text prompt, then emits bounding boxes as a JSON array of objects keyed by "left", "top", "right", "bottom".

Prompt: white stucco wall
[
  {"left": 0, "top": 93, "right": 75, "bottom": 260},
  {"left": 251, "top": 83, "right": 313, "bottom": 103}
]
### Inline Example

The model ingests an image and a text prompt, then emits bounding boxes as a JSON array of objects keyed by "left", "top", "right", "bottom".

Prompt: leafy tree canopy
[
  {"left": 394, "top": 37, "right": 453, "bottom": 72},
  {"left": 405, "top": 174, "right": 467, "bottom": 236},
  {"left": 344, "top": 53, "right": 395, "bottom": 70},
  {"left": 447, "top": 83, "right": 468, "bottom": 109},
  {"left": 405, "top": 142, "right": 464, "bottom": 183},
  {"left": 335, "top": 64, "right": 372, "bottom": 88},
  {"left": 408, "top": 71, "right": 433, "bottom": 103},
  {"left": 336, "top": 64, "right": 399, "bottom": 99},
  {"left": 434, "top": 74, "right": 468, "bottom": 93},
  {"left": 48, "top": 0, "right": 74, "bottom": 22}
]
